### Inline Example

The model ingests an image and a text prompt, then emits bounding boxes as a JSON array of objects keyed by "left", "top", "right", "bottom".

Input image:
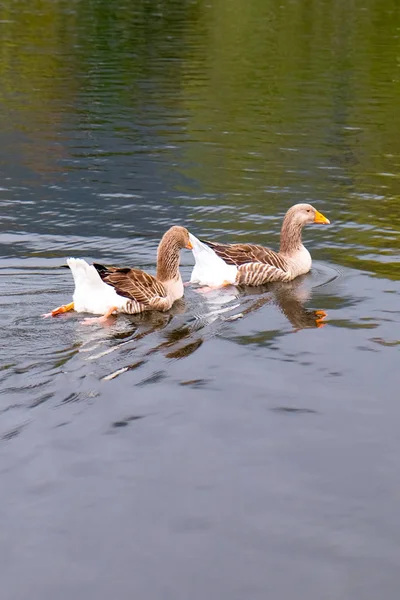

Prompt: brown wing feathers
[
  {"left": 201, "top": 241, "right": 288, "bottom": 271},
  {"left": 93, "top": 264, "right": 167, "bottom": 304},
  {"left": 236, "top": 262, "right": 291, "bottom": 286}
]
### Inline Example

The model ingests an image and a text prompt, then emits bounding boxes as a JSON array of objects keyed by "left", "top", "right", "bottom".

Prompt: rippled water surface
[{"left": 1, "top": 1, "right": 400, "bottom": 598}]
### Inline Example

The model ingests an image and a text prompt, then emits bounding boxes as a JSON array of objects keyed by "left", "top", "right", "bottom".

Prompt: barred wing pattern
[
  {"left": 203, "top": 241, "right": 288, "bottom": 271},
  {"left": 236, "top": 262, "right": 292, "bottom": 286},
  {"left": 94, "top": 264, "right": 169, "bottom": 311}
]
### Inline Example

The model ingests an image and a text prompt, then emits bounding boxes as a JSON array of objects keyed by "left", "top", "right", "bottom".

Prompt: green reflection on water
[{"left": 0, "top": 0, "right": 399, "bottom": 279}]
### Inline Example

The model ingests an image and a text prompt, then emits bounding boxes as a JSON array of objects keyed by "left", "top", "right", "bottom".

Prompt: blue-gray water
[{"left": 0, "top": 1, "right": 399, "bottom": 598}]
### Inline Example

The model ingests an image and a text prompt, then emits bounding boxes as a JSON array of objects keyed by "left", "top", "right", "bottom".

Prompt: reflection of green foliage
[
  {"left": 0, "top": 0, "right": 399, "bottom": 278},
  {"left": 0, "top": 1, "right": 80, "bottom": 173},
  {"left": 177, "top": 0, "right": 400, "bottom": 280},
  {"left": 0, "top": 1, "right": 78, "bottom": 106}
]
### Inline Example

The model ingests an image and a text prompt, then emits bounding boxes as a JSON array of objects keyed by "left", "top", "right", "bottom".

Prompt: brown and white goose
[
  {"left": 189, "top": 203, "right": 330, "bottom": 287},
  {"left": 45, "top": 226, "right": 193, "bottom": 322}
]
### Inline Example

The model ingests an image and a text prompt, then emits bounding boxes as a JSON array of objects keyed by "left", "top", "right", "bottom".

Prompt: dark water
[{"left": 1, "top": 1, "right": 399, "bottom": 598}]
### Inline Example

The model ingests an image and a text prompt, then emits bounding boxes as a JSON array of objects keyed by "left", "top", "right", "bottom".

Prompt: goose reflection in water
[
  {"left": 192, "top": 273, "right": 327, "bottom": 331},
  {"left": 236, "top": 276, "right": 327, "bottom": 330},
  {"left": 137, "top": 276, "right": 327, "bottom": 364},
  {"left": 76, "top": 298, "right": 187, "bottom": 364},
  {"left": 272, "top": 283, "right": 327, "bottom": 330},
  {"left": 76, "top": 276, "right": 326, "bottom": 379},
  {"left": 145, "top": 277, "right": 326, "bottom": 357}
]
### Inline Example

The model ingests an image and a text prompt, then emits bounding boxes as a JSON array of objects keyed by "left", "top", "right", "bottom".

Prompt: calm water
[{"left": 1, "top": 1, "right": 400, "bottom": 598}]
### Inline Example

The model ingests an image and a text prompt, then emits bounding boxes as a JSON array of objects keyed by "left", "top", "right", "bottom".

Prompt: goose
[
  {"left": 189, "top": 203, "right": 330, "bottom": 287},
  {"left": 44, "top": 226, "right": 193, "bottom": 323}
]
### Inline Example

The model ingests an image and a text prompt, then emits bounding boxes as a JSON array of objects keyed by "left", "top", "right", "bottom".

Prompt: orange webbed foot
[
  {"left": 81, "top": 306, "right": 118, "bottom": 326},
  {"left": 42, "top": 302, "right": 74, "bottom": 318}
]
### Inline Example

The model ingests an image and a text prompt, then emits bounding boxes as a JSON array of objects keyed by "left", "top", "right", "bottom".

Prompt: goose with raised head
[
  {"left": 189, "top": 203, "right": 330, "bottom": 288},
  {"left": 44, "top": 226, "right": 193, "bottom": 322}
]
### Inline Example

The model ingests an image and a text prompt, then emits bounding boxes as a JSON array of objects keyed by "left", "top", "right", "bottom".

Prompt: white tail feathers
[
  {"left": 67, "top": 258, "right": 105, "bottom": 291},
  {"left": 189, "top": 233, "right": 237, "bottom": 287},
  {"left": 66, "top": 258, "right": 127, "bottom": 314}
]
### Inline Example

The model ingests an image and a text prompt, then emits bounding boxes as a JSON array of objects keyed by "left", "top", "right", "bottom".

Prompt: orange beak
[
  {"left": 186, "top": 241, "right": 193, "bottom": 250},
  {"left": 314, "top": 310, "right": 328, "bottom": 328},
  {"left": 314, "top": 210, "right": 330, "bottom": 225}
]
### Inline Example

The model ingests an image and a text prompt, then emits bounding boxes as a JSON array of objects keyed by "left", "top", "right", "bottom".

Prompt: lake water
[{"left": 0, "top": 1, "right": 399, "bottom": 598}]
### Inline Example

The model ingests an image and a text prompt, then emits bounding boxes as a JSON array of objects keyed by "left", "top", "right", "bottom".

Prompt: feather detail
[
  {"left": 67, "top": 258, "right": 128, "bottom": 314},
  {"left": 203, "top": 241, "right": 288, "bottom": 270},
  {"left": 94, "top": 265, "right": 168, "bottom": 306},
  {"left": 236, "top": 262, "right": 292, "bottom": 286},
  {"left": 189, "top": 233, "right": 238, "bottom": 287}
]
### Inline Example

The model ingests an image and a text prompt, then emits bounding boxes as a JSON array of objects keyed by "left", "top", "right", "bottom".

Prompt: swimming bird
[
  {"left": 44, "top": 226, "right": 193, "bottom": 322},
  {"left": 189, "top": 203, "right": 330, "bottom": 288}
]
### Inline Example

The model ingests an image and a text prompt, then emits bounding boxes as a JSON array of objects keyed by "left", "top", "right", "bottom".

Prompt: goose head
[
  {"left": 285, "top": 203, "right": 330, "bottom": 227},
  {"left": 279, "top": 203, "right": 330, "bottom": 254}
]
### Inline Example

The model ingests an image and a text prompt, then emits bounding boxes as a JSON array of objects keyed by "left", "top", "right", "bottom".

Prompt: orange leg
[
  {"left": 197, "top": 281, "right": 234, "bottom": 293},
  {"left": 81, "top": 306, "right": 119, "bottom": 326},
  {"left": 42, "top": 301, "right": 74, "bottom": 318}
]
